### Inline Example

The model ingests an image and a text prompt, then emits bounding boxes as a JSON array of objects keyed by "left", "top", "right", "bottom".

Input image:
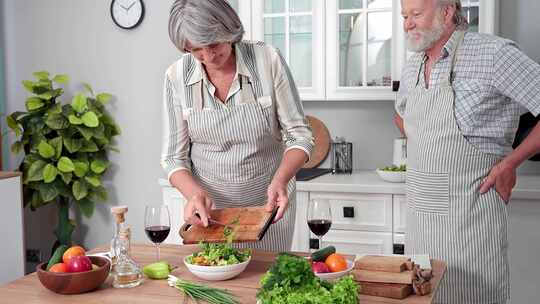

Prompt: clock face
[{"left": 111, "top": 0, "right": 145, "bottom": 29}]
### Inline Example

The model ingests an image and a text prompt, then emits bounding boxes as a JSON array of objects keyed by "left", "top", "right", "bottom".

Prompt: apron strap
[{"left": 443, "top": 30, "right": 465, "bottom": 86}]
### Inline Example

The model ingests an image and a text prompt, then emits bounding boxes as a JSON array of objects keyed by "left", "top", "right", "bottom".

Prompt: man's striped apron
[
  {"left": 403, "top": 31, "right": 510, "bottom": 304},
  {"left": 185, "top": 76, "right": 296, "bottom": 252}
]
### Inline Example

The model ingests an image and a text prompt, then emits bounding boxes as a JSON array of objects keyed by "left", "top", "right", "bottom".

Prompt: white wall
[{"left": 1, "top": 0, "right": 539, "bottom": 266}]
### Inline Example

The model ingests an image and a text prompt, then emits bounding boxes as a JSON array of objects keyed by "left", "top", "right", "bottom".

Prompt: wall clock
[{"left": 110, "top": 0, "right": 145, "bottom": 30}]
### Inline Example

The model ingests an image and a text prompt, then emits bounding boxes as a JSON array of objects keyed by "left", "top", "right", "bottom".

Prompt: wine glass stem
[
  {"left": 318, "top": 236, "right": 323, "bottom": 250},
  {"left": 156, "top": 243, "right": 160, "bottom": 261}
]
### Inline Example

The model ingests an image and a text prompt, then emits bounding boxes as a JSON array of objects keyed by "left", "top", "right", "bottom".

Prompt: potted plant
[{"left": 5, "top": 71, "right": 120, "bottom": 248}]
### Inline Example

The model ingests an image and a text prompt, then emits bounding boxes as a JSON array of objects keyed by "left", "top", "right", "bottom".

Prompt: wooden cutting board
[
  {"left": 179, "top": 207, "right": 277, "bottom": 244},
  {"left": 303, "top": 115, "right": 331, "bottom": 169}
]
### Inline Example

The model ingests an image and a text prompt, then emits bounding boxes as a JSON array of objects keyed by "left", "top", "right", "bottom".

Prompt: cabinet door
[
  {"left": 320, "top": 230, "right": 394, "bottom": 255},
  {"left": 463, "top": 0, "right": 499, "bottom": 34},
  {"left": 252, "top": 0, "right": 325, "bottom": 100},
  {"left": 310, "top": 192, "right": 393, "bottom": 232},
  {"left": 161, "top": 186, "right": 186, "bottom": 245},
  {"left": 326, "top": 0, "right": 397, "bottom": 100},
  {"left": 393, "top": 194, "right": 407, "bottom": 233}
]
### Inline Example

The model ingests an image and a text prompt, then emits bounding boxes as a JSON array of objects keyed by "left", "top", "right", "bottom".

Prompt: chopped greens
[
  {"left": 379, "top": 164, "right": 406, "bottom": 172},
  {"left": 186, "top": 216, "right": 251, "bottom": 266},
  {"left": 257, "top": 253, "right": 358, "bottom": 304}
]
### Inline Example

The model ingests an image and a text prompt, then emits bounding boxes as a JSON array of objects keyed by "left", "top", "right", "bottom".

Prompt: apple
[
  {"left": 311, "top": 261, "right": 330, "bottom": 273},
  {"left": 67, "top": 255, "right": 92, "bottom": 273}
]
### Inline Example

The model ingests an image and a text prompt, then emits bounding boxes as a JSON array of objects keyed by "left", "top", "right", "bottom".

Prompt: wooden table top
[{"left": 0, "top": 243, "right": 446, "bottom": 304}]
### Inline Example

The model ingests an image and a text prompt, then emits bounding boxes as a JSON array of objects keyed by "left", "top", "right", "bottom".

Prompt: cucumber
[
  {"left": 311, "top": 245, "right": 336, "bottom": 262},
  {"left": 46, "top": 245, "right": 69, "bottom": 270}
]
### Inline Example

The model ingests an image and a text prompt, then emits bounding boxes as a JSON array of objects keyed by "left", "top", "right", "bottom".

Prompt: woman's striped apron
[
  {"left": 403, "top": 31, "right": 509, "bottom": 304},
  {"left": 185, "top": 76, "right": 296, "bottom": 252}
]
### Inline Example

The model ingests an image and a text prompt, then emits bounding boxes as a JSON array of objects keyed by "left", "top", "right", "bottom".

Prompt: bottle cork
[{"left": 111, "top": 205, "right": 128, "bottom": 224}]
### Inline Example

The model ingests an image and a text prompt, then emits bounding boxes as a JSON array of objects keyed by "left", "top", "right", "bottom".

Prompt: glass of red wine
[
  {"left": 144, "top": 205, "right": 170, "bottom": 261},
  {"left": 307, "top": 198, "right": 332, "bottom": 250}
]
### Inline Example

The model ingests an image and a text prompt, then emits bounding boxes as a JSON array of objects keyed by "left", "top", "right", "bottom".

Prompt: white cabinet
[
  {"left": 0, "top": 172, "right": 25, "bottom": 284},
  {"left": 507, "top": 198, "right": 540, "bottom": 304},
  {"left": 251, "top": 0, "right": 326, "bottom": 100},
  {"left": 246, "top": 0, "right": 499, "bottom": 101},
  {"left": 293, "top": 190, "right": 401, "bottom": 255}
]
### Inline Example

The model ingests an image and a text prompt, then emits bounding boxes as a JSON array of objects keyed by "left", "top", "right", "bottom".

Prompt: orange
[
  {"left": 49, "top": 263, "right": 68, "bottom": 273},
  {"left": 324, "top": 253, "right": 348, "bottom": 272},
  {"left": 62, "top": 245, "right": 86, "bottom": 264}
]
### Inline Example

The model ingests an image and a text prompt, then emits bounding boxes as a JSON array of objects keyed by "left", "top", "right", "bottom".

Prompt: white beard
[{"left": 406, "top": 14, "right": 446, "bottom": 52}]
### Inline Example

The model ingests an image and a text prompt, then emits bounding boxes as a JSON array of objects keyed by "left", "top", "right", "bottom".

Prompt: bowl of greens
[
  {"left": 376, "top": 164, "right": 406, "bottom": 183},
  {"left": 184, "top": 242, "right": 252, "bottom": 281}
]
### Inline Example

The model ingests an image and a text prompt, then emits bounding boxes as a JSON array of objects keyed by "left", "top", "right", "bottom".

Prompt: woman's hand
[
  {"left": 184, "top": 193, "right": 214, "bottom": 227},
  {"left": 265, "top": 178, "right": 289, "bottom": 223}
]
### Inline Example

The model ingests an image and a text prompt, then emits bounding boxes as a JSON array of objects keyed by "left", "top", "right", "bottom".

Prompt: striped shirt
[
  {"left": 161, "top": 41, "right": 314, "bottom": 179},
  {"left": 396, "top": 30, "right": 540, "bottom": 156}
]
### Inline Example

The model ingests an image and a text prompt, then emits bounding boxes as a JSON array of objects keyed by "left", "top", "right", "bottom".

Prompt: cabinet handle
[
  {"left": 309, "top": 238, "right": 320, "bottom": 250},
  {"left": 343, "top": 206, "right": 355, "bottom": 218},
  {"left": 393, "top": 243, "right": 405, "bottom": 255}
]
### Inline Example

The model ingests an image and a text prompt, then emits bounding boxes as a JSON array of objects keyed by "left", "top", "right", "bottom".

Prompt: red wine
[
  {"left": 145, "top": 225, "right": 170, "bottom": 243},
  {"left": 308, "top": 219, "right": 332, "bottom": 236}
]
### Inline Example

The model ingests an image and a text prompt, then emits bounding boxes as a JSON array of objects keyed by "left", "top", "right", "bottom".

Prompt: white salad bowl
[
  {"left": 314, "top": 259, "right": 355, "bottom": 281},
  {"left": 376, "top": 168, "right": 406, "bottom": 183},
  {"left": 183, "top": 255, "right": 252, "bottom": 281}
]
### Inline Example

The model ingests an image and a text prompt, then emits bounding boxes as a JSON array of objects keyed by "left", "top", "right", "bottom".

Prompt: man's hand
[
  {"left": 479, "top": 160, "right": 517, "bottom": 204},
  {"left": 265, "top": 179, "right": 289, "bottom": 223},
  {"left": 184, "top": 193, "right": 214, "bottom": 227}
]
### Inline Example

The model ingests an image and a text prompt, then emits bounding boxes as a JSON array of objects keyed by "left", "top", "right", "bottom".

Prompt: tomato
[
  {"left": 324, "top": 253, "right": 348, "bottom": 272},
  {"left": 62, "top": 245, "right": 86, "bottom": 264},
  {"left": 49, "top": 263, "right": 68, "bottom": 273}
]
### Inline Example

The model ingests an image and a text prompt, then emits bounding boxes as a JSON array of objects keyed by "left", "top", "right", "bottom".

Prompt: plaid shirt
[{"left": 396, "top": 30, "right": 540, "bottom": 156}]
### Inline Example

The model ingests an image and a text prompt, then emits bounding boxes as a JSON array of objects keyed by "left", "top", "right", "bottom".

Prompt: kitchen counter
[
  {"left": 0, "top": 243, "right": 445, "bottom": 304},
  {"left": 297, "top": 170, "right": 540, "bottom": 201}
]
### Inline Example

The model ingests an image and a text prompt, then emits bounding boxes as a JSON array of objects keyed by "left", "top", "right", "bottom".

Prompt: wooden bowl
[{"left": 36, "top": 256, "right": 110, "bottom": 294}]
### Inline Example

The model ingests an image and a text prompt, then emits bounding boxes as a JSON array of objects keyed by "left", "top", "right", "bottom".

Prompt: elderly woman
[{"left": 161, "top": 0, "right": 314, "bottom": 251}]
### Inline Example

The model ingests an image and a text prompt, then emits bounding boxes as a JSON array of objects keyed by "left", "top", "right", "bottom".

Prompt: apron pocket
[{"left": 407, "top": 169, "right": 449, "bottom": 215}]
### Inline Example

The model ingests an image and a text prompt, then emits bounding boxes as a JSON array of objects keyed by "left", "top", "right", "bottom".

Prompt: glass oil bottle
[{"left": 110, "top": 206, "right": 143, "bottom": 288}]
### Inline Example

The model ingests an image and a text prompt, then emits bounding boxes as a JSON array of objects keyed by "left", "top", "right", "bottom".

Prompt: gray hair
[
  {"left": 168, "top": 0, "right": 244, "bottom": 52},
  {"left": 437, "top": 0, "right": 469, "bottom": 30}
]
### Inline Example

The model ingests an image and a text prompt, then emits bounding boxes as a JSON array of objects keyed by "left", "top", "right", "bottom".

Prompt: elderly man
[{"left": 394, "top": 0, "right": 540, "bottom": 303}]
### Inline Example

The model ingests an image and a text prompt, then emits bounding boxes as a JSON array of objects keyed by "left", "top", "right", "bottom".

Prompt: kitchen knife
[{"left": 257, "top": 207, "right": 278, "bottom": 241}]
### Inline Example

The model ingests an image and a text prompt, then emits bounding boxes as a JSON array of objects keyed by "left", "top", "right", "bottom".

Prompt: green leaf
[
  {"left": 38, "top": 91, "right": 54, "bottom": 100},
  {"left": 33, "top": 71, "right": 50, "bottom": 80},
  {"left": 63, "top": 137, "right": 83, "bottom": 153},
  {"left": 90, "top": 159, "right": 108, "bottom": 174},
  {"left": 53, "top": 74, "right": 69, "bottom": 84},
  {"left": 45, "top": 113, "right": 69, "bottom": 130},
  {"left": 73, "top": 161, "right": 89, "bottom": 178},
  {"left": 49, "top": 137, "right": 63, "bottom": 159},
  {"left": 25, "top": 97, "right": 44, "bottom": 111},
  {"left": 71, "top": 94, "right": 88, "bottom": 113},
  {"left": 26, "top": 160, "right": 47, "bottom": 182},
  {"left": 6, "top": 115, "right": 21, "bottom": 137},
  {"left": 38, "top": 141, "right": 55, "bottom": 159},
  {"left": 77, "top": 199, "right": 95, "bottom": 218},
  {"left": 92, "top": 123, "right": 106, "bottom": 139},
  {"left": 76, "top": 125, "right": 94, "bottom": 140},
  {"left": 82, "top": 82, "right": 94, "bottom": 96},
  {"left": 47, "top": 103, "right": 63, "bottom": 114},
  {"left": 42, "top": 164, "right": 58, "bottom": 183},
  {"left": 72, "top": 180, "right": 88, "bottom": 200},
  {"left": 57, "top": 156, "right": 75, "bottom": 172},
  {"left": 81, "top": 111, "right": 99, "bottom": 128},
  {"left": 68, "top": 114, "right": 83, "bottom": 125},
  {"left": 22, "top": 80, "right": 34, "bottom": 93},
  {"left": 84, "top": 175, "right": 101, "bottom": 187},
  {"left": 38, "top": 183, "right": 59, "bottom": 202},
  {"left": 88, "top": 186, "right": 108, "bottom": 202},
  {"left": 59, "top": 171, "right": 72, "bottom": 184},
  {"left": 96, "top": 93, "right": 112, "bottom": 106},
  {"left": 80, "top": 140, "right": 99, "bottom": 152},
  {"left": 10, "top": 141, "right": 23, "bottom": 154}
]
